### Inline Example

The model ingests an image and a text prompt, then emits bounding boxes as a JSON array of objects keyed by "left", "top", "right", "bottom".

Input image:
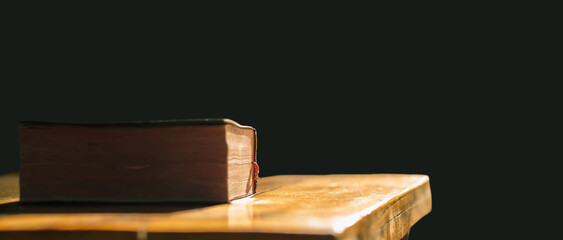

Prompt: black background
[{"left": 1, "top": 9, "right": 540, "bottom": 239}]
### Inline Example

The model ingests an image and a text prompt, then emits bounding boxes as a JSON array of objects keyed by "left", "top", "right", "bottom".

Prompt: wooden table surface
[{"left": 0, "top": 173, "right": 431, "bottom": 240}]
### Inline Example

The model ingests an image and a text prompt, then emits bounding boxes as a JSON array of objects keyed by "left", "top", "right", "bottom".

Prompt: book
[{"left": 18, "top": 119, "right": 257, "bottom": 202}]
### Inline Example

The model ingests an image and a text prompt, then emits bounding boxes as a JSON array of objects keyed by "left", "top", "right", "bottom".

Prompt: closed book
[{"left": 18, "top": 119, "right": 257, "bottom": 202}]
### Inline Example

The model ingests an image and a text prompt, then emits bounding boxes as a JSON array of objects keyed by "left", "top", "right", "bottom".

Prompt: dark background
[{"left": 2, "top": 8, "right": 541, "bottom": 239}]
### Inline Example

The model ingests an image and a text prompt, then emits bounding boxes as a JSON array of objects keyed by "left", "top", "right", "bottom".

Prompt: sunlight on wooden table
[{"left": 0, "top": 173, "right": 431, "bottom": 240}]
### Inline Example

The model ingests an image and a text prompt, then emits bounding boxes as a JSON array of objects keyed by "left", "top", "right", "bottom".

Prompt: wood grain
[{"left": 0, "top": 173, "right": 431, "bottom": 240}]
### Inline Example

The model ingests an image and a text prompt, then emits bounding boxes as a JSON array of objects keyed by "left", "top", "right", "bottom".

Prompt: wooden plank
[
  {"left": 0, "top": 173, "right": 431, "bottom": 240},
  {"left": 0, "top": 172, "right": 18, "bottom": 204}
]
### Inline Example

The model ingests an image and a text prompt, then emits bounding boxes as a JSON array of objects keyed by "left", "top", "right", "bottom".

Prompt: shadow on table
[{"left": 0, "top": 201, "right": 220, "bottom": 214}]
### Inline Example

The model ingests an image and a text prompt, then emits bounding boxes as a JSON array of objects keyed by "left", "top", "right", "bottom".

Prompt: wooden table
[{"left": 0, "top": 173, "right": 431, "bottom": 240}]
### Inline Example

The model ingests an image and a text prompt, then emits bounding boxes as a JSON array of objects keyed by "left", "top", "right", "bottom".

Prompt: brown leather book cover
[{"left": 19, "top": 119, "right": 257, "bottom": 202}]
